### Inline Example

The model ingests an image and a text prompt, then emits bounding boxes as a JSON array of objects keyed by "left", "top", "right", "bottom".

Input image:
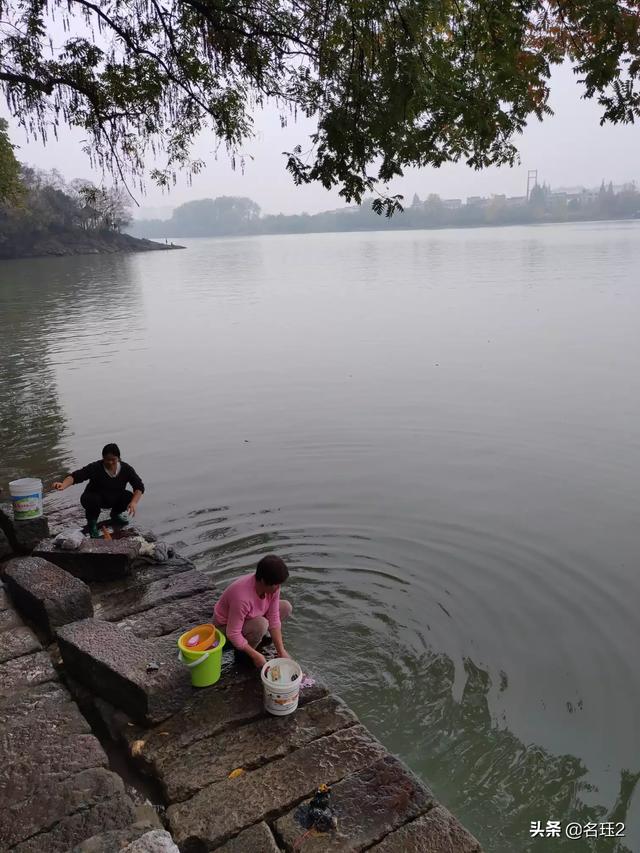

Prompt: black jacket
[{"left": 70, "top": 460, "right": 145, "bottom": 500}]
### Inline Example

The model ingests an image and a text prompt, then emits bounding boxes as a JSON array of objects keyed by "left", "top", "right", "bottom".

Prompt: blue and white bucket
[{"left": 9, "top": 478, "right": 44, "bottom": 520}]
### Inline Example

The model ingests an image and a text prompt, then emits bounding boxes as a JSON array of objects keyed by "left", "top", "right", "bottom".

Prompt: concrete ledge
[
  {"left": 0, "top": 503, "right": 50, "bottom": 554},
  {"left": 57, "top": 618, "right": 192, "bottom": 724},
  {"left": 4, "top": 556, "right": 93, "bottom": 637}
]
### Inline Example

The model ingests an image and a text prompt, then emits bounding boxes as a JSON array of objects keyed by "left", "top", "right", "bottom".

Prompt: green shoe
[
  {"left": 88, "top": 522, "right": 100, "bottom": 539},
  {"left": 111, "top": 512, "right": 130, "bottom": 526}
]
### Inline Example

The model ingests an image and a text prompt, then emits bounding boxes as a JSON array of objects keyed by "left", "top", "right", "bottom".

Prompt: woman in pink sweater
[{"left": 214, "top": 555, "right": 293, "bottom": 669}]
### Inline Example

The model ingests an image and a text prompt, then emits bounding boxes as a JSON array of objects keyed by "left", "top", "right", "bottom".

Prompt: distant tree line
[
  {"left": 0, "top": 162, "right": 132, "bottom": 255},
  {"left": 128, "top": 184, "right": 640, "bottom": 240}
]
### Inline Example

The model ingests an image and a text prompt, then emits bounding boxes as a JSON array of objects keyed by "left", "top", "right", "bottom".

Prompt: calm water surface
[{"left": 1, "top": 222, "right": 639, "bottom": 852}]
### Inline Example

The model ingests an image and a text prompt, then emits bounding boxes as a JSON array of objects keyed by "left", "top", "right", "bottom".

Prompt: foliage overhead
[
  {"left": 0, "top": 116, "right": 22, "bottom": 203},
  {"left": 1, "top": 1, "right": 639, "bottom": 214}
]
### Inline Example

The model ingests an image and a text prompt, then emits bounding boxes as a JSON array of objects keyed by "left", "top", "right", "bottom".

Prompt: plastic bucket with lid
[
  {"left": 9, "top": 478, "right": 43, "bottom": 520},
  {"left": 178, "top": 627, "right": 225, "bottom": 687},
  {"left": 261, "top": 657, "right": 302, "bottom": 716}
]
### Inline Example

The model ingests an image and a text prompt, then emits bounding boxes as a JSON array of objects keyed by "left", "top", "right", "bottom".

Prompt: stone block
[
  {"left": 275, "top": 755, "right": 434, "bottom": 852},
  {"left": 129, "top": 671, "right": 328, "bottom": 771},
  {"left": 0, "top": 624, "right": 41, "bottom": 663},
  {"left": 0, "top": 584, "right": 10, "bottom": 610},
  {"left": 57, "top": 618, "right": 192, "bottom": 724},
  {"left": 0, "top": 767, "right": 126, "bottom": 849},
  {"left": 94, "top": 568, "right": 214, "bottom": 621},
  {"left": 0, "top": 606, "right": 23, "bottom": 632},
  {"left": 33, "top": 537, "right": 140, "bottom": 581},
  {"left": 123, "top": 829, "right": 181, "bottom": 852},
  {"left": 213, "top": 823, "right": 280, "bottom": 853},
  {"left": 70, "top": 820, "right": 167, "bottom": 853},
  {"left": 0, "top": 649, "right": 57, "bottom": 699},
  {"left": 161, "top": 695, "right": 357, "bottom": 803},
  {"left": 12, "top": 793, "right": 137, "bottom": 853},
  {"left": 0, "top": 528, "right": 11, "bottom": 560},
  {"left": 13, "top": 515, "right": 51, "bottom": 553},
  {"left": 4, "top": 556, "right": 93, "bottom": 636},
  {"left": 167, "top": 725, "right": 387, "bottom": 851},
  {"left": 91, "top": 553, "right": 198, "bottom": 606},
  {"left": 0, "top": 680, "right": 71, "bottom": 721},
  {"left": 117, "top": 591, "right": 215, "bottom": 639},
  {"left": 367, "top": 805, "right": 482, "bottom": 853}
]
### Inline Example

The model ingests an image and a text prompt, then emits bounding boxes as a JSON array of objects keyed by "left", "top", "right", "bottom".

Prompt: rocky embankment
[
  {"left": 0, "top": 498, "right": 483, "bottom": 852},
  {"left": 0, "top": 228, "right": 184, "bottom": 261}
]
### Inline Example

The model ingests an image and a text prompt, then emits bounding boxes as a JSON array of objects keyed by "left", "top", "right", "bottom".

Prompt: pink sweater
[{"left": 213, "top": 573, "right": 281, "bottom": 651}]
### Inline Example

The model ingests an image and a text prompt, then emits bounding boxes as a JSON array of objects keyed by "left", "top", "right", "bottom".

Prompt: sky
[{"left": 4, "top": 61, "right": 639, "bottom": 219}]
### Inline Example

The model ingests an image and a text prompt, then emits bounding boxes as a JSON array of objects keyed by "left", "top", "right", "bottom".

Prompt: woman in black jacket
[{"left": 53, "top": 443, "right": 145, "bottom": 537}]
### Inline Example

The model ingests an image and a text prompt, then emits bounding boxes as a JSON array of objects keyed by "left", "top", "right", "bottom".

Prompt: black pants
[{"left": 81, "top": 489, "right": 133, "bottom": 524}]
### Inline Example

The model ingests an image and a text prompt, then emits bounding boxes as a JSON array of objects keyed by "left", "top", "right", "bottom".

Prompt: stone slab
[
  {"left": 13, "top": 515, "right": 51, "bottom": 553},
  {"left": 0, "top": 649, "right": 57, "bottom": 699},
  {"left": 0, "top": 767, "right": 125, "bottom": 848},
  {"left": 123, "top": 829, "right": 181, "bottom": 852},
  {"left": 0, "top": 584, "right": 11, "bottom": 610},
  {"left": 167, "top": 725, "right": 387, "bottom": 851},
  {"left": 128, "top": 673, "right": 329, "bottom": 772},
  {"left": 33, "top": 537, "right": 140, "bottom": 581},
  {"left": 275, "top": 755, "right": 434, "bottom": 852},
  {"left": 367, "top": 805, "right": 482, "bottom": 853},
  {"left": 0, "top": 624, "right": 41, "bottom": 663},
  {"left": 12, "top": 793, "right": 137, "bottom": 853},
  {"left": 91, "top": 554, "right": 197, "bottom": 605},
  {"left": 0, "top": 680, "right": 72, "bottom": 721},
  {"left": 161, "top": 695, "right": 357, "bottom": 803},
  {"left": 0, "top": 528, "right": 11, "bottom": 560},
  {"left": 94, "top": 569, "right": 214, "bottom": 622},
  {"left": 0, "top": 605, "right": 23, "bottom": 632},
  {"left": 4, "top": 556, "right": 93, "bottom": 635},
  {"left": 213, "top": 822, "right": 280, "bottom": 853},
  {"left": 57, "top": 617, "right": 192, "bottom": 724},
  {"left": 117, "top": 591, "right": 215, "bottom": 639},
  {"left": 70, "top": 819, "right": 165, "bottom": 853}
]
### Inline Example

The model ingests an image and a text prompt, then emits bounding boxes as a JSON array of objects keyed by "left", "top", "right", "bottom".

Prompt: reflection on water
[{"left": 2, "top": 223, "right": 640, "bottom": 852}]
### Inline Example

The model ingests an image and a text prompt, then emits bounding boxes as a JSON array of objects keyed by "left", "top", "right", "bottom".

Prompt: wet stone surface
[
  {"left": 94, "top": 568, "right": 214, "bottom": 622},
  {"left": 0, "top": 680, "right": 72, "bottom": 721},
  {"left": 0, "top": 767, "right": 126, "bottom": 849},
  {"left": 0, "top": 623, "right": 41, "bottom": 663},
  {"left": 167, "top": 725, "right": 387, "bottom": 851},
  {"left": 0, "top": 503, "right": 51, "bottom": 554},
  {"left": 0, "top": 649, "right": 57, "bottom": 698},
  {"left": 275, "top": 754, "right": 435, "bottom": 852},
  {"left": 12, "top": 793, "right": 137, "bottom": 853},
  {"left": 212, "top": 822, "right": 280, "bottom": 853},
  {"left": 367, "top": 805, "right": 483, "bottom": 853},
  {"left": 121, "top": 829, "right": 181, "bottom": 852},
  {"left": 4, "top": 556, "right": 93, "bottom": 636},
  {"left": 70, "top": 820, "right": 167, "bottom": 853},
  {"left": 160, "top": 695, "right": 358, "bottom": 803},
  {"left": 0, "top": 584, "right": 10, "bottom": 610},
  {"left": 128, "top": 673, "right": 329, "bottom": 772},
  {"left": 57, "top": 617, "right": 192, "bottom": 724},
  {"left": 33, "top": 537, "right": 139, "bottom": 581},
  {"left": 91, "top": 554, "right": 198, "bottom": 605},
  {"left": 116, "top": 591, "right": 216, "bottom": 639}
]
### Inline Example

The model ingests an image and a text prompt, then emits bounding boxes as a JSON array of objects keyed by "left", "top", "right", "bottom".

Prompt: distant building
[
  {"left": 466, "top": 196, "right": 488, "bottom": 207},
  {"left": 442, "top": 198, "right": 462, "bottom": 209},
  {"left": 505, "top": 196, "right": 526, "bottom": 207}
]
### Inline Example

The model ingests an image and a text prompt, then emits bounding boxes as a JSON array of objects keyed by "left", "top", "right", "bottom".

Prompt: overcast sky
[{"left": 5, "top": 62, "right": 638, "bottom": 218}]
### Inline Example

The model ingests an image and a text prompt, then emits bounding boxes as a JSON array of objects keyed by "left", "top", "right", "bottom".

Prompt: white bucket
[
  {"left": 9, "top": 478, "right": 44, "bottom": 521},
  {"left": 261, "top": 657, "right": 302, "bottom": 716}
]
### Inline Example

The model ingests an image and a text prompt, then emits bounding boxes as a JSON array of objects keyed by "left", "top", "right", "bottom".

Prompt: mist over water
[{"left": 2, "top": 221, "right": 639, "bottom": 851}]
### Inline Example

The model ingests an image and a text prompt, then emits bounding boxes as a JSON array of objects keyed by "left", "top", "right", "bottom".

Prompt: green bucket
[{"left": 178, "top": 629, "right": 226, "bottom": 687}]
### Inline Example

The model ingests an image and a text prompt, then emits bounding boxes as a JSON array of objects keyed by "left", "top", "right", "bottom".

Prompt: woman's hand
[
  {"left": 127, "top": 502, "right": 137, "bottom": 517},
  {"left": 52, "top": 482, "right": 65, "bottom": 491},
  {"left": 251, "top": 650, "right": 267, "bottom": 669},
  {"left": 277, "top": 649, "right": 291, "bottom": 660}
]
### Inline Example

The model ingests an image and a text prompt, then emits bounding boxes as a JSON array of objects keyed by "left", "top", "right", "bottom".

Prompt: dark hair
[
  {"left": 102, "top": 443, "right": 121, "bottom": 458},
  {"left": 255, "top": 555, "right": 289, "bottom": 586}
]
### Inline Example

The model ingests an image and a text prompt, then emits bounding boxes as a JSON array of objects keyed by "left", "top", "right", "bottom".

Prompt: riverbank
[
  {"left": 0, "top": 498, "right": 481, "bottom": 852},
  {"left": 0, "top": 228, "right": 185, "bottom": 261}
]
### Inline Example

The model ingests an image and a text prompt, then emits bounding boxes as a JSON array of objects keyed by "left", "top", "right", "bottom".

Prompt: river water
[{"left": 1, "top": 222, "right": 639, "bottom": 851}]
